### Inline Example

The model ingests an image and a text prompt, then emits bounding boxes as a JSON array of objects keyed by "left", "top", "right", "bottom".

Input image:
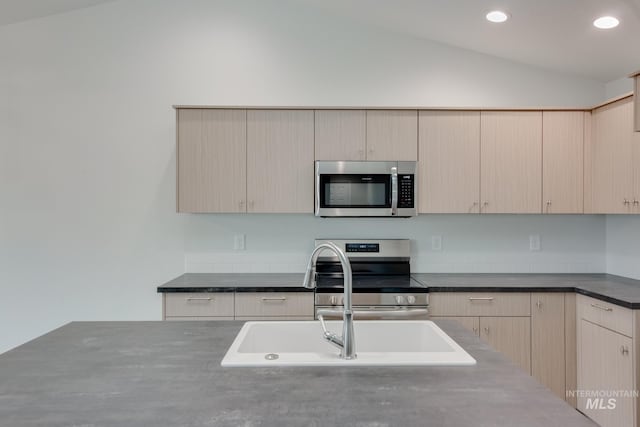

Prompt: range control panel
[
  {"left": 398, "top": 174, "right": 415, "bottom": 208},
  {"left": 345, "top": 243, "right": 380, "bottom": 253}
]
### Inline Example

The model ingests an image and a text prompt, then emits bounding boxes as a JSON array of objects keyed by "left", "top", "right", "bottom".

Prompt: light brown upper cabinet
[
  {"left": 418, "top": 111, "right": 481, "bottom": 213},
  {"left": 480, "top": 111, "right": 542, "bottom": 213},
  {"left": 366, "top": 110, "right": 418, "bottom": 161},
  {"left": 542, "top": 111, "right": 584, "bottom": 214},
  {"left": 246, "top": 110, "right": 314, "bottom": 213},
  {"left": 314, "top": 110, "right": 366, "bottom": 160},
  {"left": 634, "top": 129, "right": 640, "bottom": 213},
  {"left": 588, "top": 97, "right": 637, "bottom": 214},
  {"left": 632, "top": 72, "right": 639, "bottom": 132},
  {"left": 177, "top": 109, "right": 247, "bottom": 213}
]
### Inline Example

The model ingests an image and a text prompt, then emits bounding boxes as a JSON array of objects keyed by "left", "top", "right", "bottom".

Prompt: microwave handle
[{"left": 391, "top": 166, "right": 398, "bottom": 216}]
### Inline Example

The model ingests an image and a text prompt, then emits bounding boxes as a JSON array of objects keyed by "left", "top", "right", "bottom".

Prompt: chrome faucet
[{"left": 302, "top": 242, "right": 356, "bottom": 360}]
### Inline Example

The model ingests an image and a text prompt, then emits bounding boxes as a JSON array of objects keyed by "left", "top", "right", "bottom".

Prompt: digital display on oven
[{"left": 345, "top": 243, "right": 380, "bottom": 253}]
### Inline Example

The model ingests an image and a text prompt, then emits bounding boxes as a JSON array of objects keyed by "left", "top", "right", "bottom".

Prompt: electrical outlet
[
  {"left": 529, "top": 234, "right": 540, "bottom": 251},
  {"left": 234, "top": 234, "right": 246, "bottom": 251},
  {"left": 431, "top": 235, "right": 442, "bottom": 251}
]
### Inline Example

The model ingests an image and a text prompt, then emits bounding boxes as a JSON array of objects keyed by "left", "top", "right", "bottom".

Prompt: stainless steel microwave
[{"left": 315, "top": 161, "right": 417, "bottom": 217}]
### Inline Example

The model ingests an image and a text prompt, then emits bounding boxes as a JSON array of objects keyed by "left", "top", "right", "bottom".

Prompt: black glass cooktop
[{"left": 315, "top": 274, "right": 428, "bottom": 293}]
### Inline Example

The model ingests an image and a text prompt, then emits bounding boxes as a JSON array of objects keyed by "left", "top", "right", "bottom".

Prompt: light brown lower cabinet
[
  {"left": 431, "top": 292, "right": 576, "bottom": 406},
  {"left": 480, "top": 316, "right": 531, "bottom": 373},
  {"left": 162, "top": 292, "right": 314, "bottom": 320},
  {"left": 576, "top": 294, "right": 638, "bottom": 427},
  {"left": 531, "top": 293, "right": 566, "bottom": 400}
]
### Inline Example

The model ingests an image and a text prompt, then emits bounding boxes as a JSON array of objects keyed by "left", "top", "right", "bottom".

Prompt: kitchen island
[{"left": 0, "top": 320, "right": 595, "bottom": 427}]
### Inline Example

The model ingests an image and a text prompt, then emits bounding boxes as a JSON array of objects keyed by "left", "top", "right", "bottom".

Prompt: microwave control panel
[{"left": 398, "top": 175, "right": 415, "bottom": 208}]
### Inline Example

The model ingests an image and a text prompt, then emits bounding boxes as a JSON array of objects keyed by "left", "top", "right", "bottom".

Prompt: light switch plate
[
  {"left": 234, "top": 234, "right": 246, "bottom": 251},
  {"left": 529, "top": 235, "right": 540, "bottom": 251}
]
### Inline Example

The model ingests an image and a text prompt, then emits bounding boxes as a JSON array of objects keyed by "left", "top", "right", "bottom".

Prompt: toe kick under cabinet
[
  {"left": 163, "top": 292, "right": 314, "bottom": 321},
  {"left": 430, "top": 292, "right": 574, "bottom": 405}
]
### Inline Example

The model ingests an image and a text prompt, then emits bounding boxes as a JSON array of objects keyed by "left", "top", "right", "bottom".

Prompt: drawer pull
[
  {"left": 261, "top": 297, "right": 287, "bottom": 302},
  {"left": 468, "top": 297, "right": 494, "bottom": 302},
  {"left": 186, "top": 297, "right": 212, "bottom": 302},
  {"left": 590, "top": 303, "right": 613, "bottom": 312},
  {"left": 621, "top": 346, "right": 629, "bottom": 355}
]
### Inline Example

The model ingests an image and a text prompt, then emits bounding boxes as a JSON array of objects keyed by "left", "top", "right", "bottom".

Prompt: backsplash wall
[
  {"left": 185, "top": 214, "right": 606, "bottom": 274},
  {"left": 606, "top": 216, "right": 640, "bottom": 280}
]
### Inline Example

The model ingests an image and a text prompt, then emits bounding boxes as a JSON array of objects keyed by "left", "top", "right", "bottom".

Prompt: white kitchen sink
[{"left": 221, "top": 320, "right": 476, "bottom": 367}]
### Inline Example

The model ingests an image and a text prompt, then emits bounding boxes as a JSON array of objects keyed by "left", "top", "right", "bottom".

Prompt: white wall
[
  {"left": 606, "top": 217, "right": 640, "bottom": 280},
  {"left": 0, "top": 0, "right": 612, "bottom": 353},
  {"left": 605, "top": 76, "right": 634, "bottom": 99},
  {"left": 185, "top": 215, "right": 605, "bottom": 274}
]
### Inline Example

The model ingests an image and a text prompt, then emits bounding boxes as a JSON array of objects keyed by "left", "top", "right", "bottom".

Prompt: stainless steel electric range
[{"left": 313, "top": 239, "right": 429, "bottom": 320}]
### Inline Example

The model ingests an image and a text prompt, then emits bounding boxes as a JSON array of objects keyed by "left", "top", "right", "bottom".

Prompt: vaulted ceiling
[{"left": 2, "top": 0, "right": 638, "bottom": 82}]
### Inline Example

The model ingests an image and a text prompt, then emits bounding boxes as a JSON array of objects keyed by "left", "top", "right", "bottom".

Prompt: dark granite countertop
[
  {"left": 157, "top": 273, "right": 310, "bottom": 293},
  {"left": 411, "top": 273, "right": 640, "bottom": 309},
  {"left": 0, "top": 320, "right": 596, "bottom": 427},
  {"left": 158, "top": 273, "right": 640, "bottom": 309}
]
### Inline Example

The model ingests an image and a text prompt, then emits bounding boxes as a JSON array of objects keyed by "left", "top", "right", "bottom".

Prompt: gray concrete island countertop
[{"left": 0, "top": 320, "right": 596, "bottom": 427}]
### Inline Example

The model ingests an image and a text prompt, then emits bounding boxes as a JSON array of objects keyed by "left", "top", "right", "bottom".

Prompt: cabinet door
[
  {"left": 431, "top": 316, "right": 479, "bottom": 336},
  {"left": 480, "top": 111, "right": 542, "bottom": 213},
  {"left": 542, "top": 112, "right": 584, "bottom": 213},
  {"left": 531, "top": 293, "right": 566, "bottom": 400},
  {"left": 590, "top": 98, "right": 634, "bottom": 213},
  {"left": 177, "top": 109, "right": 247, "bottom": 213},
  {"left": 246, "top": 110, "right": 314, "bottom": 213},
  {"left": 633, "top": 127, "right": 640, "bottom": 212},
  {"left": 480, "top": 316, "right": 531, "bottom": 373},
  {"left": 315, "top": 110, "right": 366, "bottom": 160},
  {"left": 578, "top": 320, "right": 633, "bottom": 427},
  {"left": 366, "top": 110, "right": 418, "bottom": 161},
  {"left": 418, "top": 111, "right": 481, "bottom": 213},
  {"left": 634, "top": 77, "right": 640, "bottom": 132}
]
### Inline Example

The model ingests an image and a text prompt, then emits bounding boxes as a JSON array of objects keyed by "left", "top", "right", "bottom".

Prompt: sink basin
[{"left": 221, "top": 320, "right": 476, "bottom": 367}]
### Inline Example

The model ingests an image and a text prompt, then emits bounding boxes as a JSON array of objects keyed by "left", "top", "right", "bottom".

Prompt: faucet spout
[{"left": 302, "top": 242, "right": 355, "bottom": 360}]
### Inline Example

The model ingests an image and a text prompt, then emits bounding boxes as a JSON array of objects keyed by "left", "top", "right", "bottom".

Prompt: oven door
[
  {"left": 316, "top": 306, "right": 429, "bottom": 320},
  {"left": 315, "top": 161, "right": 397, "bottom": 217}
]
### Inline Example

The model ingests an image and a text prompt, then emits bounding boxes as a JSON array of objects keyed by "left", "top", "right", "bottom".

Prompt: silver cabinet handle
[
  {"left": 469, "top": 297, "right": 494, "bottom": 301},
  {"left": 623, "top": 198, "right": 631, "bottom": 205},
  {"left": 469, "top": 201, "right": 479, "bottom": 213},
  {"left": 390, "top": 166, "right": 398, "bottom": 216},
  {"left": 186, "top": 297, "right": 212, "bottom": 301},
  {"left": 261, "top": 297, "right": 287, "bottom": 302},
  {"left": 590, "top": 303, "right": 613, "bottom": 312},
  {"left": 634, "top": 199, "right": 639, "bottom": 206},
  {"left": 239, "top": 200, "right": 245, "bottom": 210},
  {"left": 536, "top": 300, "right": 543, "bottom": 309},
  {"left": 483, "top": 327, "right": 490, "bottom": 333},
  {"left": 621, "top": 346, "right": 629, "bottom": 355}
]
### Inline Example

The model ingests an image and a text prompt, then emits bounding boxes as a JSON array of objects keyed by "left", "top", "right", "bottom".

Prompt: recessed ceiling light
[
  {"left": 486, "top": 11, "right": 509, "bottom": 23},
  {"left": 593, "top": 16, "right": 619, "bottom": 29}
]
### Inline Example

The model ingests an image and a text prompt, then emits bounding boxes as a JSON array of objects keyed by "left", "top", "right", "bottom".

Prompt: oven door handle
[
  {"left": 317, "top": 307, "right": 428, "bottom": 319},
  {"left": 390, "top": 166, "right": 398, "bottom": 216}
]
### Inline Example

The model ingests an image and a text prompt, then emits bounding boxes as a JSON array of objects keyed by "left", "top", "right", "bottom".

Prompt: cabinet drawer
[
  {"left": 235, "top": 316, "right": 315, "bottom": 321},
  {"left": 164, "top": 293, "right": 234, "bottom": 317},
  {"left": 576, "top": 294, "right": 632, "bottom": 337},
  {"left": 165, "top": 316, "right": 234, "bottom": 321},
  {"left": 429, "top": 292, "right": 530, "bottom": 316},
  {"left": 235, "top": 292, "right": 314, "bottom": 317}
]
